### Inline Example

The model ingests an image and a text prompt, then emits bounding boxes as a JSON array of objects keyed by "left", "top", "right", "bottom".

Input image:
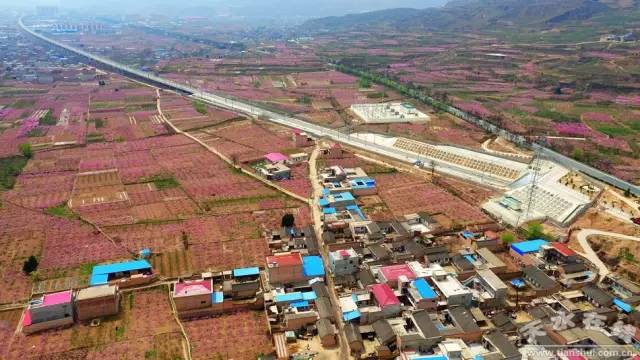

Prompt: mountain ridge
[{"left": 302, "top": 0, "right": 639, "bottom": 32}]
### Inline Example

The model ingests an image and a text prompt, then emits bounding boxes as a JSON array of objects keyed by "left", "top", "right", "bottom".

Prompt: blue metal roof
[
  {"left": 333, "top": 192, "right": 355, "bottom": 201},
  {"left": 322, "top": 207, "right": 337, "bottom": 215},
  {"left": 463, "top": 254, "right": 476, "bottom": 264},
  {"left": 89, "top": 273, "right": 108, "bottom": 286},
  {"left": 343, "top": 309, "right": 361, "bottom": 321},
  {"left": 413, "top": 278, "right": 437, "bottom": 300},
  {"left": 212, "top": 291, "right": 224, "bottom": 304},
  {"left": 614, "top": 298, "right": 632, "bottom": 313},
  {"left": 410, "top": 355, "right": 448, "bottom": 360},
  {"left": 302, "top": 291, "right": 317, "bottom": 301},
  {"left": 233, "top": 267, "right": 260, "bottom": 277},
  {"left": 275, "top": 292, "right": 303, "bottom": 303},
  {"left": 302, "top": 256, "right": 325, "bottom": 277},
  {"left": 92, "top": 259, "right": 152, "bottom": 275},
  {"left": 349, "top": 177, "right": 376, "bottom": 189},
  {"left": 511, "top": 278, "right": 526, "bottom": 288},
  {"left": 346, "top": 204, "right": 365, "bottom": 220},
  {"left": 320, "top": 191, "right": 355, "bottom": 207},
  {"left": 461, "top": 231, "right": 475, "bottom": 239},
  {"left": 290, "top": 300, "right": 309, "bottom": 309},
  {"left": 511, "top": 239, "right": 548, "bottom": 255}
]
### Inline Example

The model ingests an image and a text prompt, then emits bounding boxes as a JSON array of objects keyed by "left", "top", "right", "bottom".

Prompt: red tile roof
[
  {"left": 266, "top": 252, "right": 303, "bottom": 267},
  {"left": 379, "top": 264, "right": 415, "bottom": 282},
  {"left": 370, "top": 283, "right": 400, "bottom": 308},
  {"left": 174, "top": 279, "right": 212, "bottom": 297},
  {"left": 551, "top": 242, "right": 576, "bottom": 257}
]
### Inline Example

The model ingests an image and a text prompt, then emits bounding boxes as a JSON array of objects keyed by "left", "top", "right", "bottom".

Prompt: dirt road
[{"left": 575, "top": 229, "right": 640, "bottom": 282}]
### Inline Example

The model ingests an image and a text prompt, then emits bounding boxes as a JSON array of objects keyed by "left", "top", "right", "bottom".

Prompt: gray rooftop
[
  {"left": 449, "top": 306, "right": 481, "bottom": 332},
  {"left": 522, "top": 266, "right": 558, "bottom": 290},
  {"left": 582, "top": 284, "right": 614, "bottom": 307},
  {"left": 484, "top": 330, "right": 521, "bottom": 359}
]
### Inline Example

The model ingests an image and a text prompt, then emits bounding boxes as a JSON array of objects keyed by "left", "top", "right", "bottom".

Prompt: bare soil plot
[
  {"left": 183, "top": 311, "right": 272, "bottom": 360},
  {"left": 70, "top": 170, "right": 129, "bottom": 208}
]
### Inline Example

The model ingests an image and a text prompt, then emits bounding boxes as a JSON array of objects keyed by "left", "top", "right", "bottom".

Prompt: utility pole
[{"left": 521, "top": 148, "right": 543, "bottom": 225}]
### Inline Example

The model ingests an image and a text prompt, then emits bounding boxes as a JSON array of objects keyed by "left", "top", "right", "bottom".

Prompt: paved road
[
  {"left": 309, "top": 146, "right": 350, "bottom": 359},
  {"left": 575, "top": 229, "right": 640, "bottom": 282}
]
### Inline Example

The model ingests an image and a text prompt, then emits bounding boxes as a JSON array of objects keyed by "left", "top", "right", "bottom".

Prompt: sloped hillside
[{"left": 303, "top": 0, "right": 633, "bottom": 32}]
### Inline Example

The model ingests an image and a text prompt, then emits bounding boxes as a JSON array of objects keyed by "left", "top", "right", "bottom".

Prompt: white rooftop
[{"left": 432, "top": 274, "right": 471, "bottom": 298}]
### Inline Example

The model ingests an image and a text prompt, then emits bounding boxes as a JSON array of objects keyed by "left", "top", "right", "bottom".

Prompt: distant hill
[
  {"left": 17, "top": 0, "right": 448, "bottom": 21},
  {"left": 303, "top": 0, "right": 638, "bottom": 32}
]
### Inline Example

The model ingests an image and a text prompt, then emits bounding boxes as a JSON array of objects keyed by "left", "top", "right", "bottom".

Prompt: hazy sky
[{"left": 0, "top": 0, "right": 448, "bottom": 19}]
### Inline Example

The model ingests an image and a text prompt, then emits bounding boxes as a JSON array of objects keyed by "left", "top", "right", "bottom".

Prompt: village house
[
  {"left": 604, "top": 274, "right": 640, "bottom": 299},
  {"left": 23, "top": 290, "right": 74, "bottom": 334},
  {"left": 405, "top": 278, "right": 439, "bottom": 310},
  {"left": 320, "top": 143, "right": 343, "bottom": 159},
  {"left": 258, "top": 162, "right": 291, "bottom": 180},
  {"left": 75, "top": 284, "right": 120, "bottom": 322},
  {"left": 467, "top": 269, "right": 508, "bottom": 309},
  {"left": 369, "top": 283, "right": 402, "bottom": 317},
  {"left": 287, "top": 152, "right": 309, "bottom": 165},
  {"left": 522, "top": 266, "right": 561, "bottom": 297},
  {"left": 483, "top": 330, "right": 522, "bottom": 360},
  {"left": 319, "top": 190, "right": 357, "bottom": 210},
  {"left": 509, "top": 239, "right": 548, "bottom": 266},
  {"left": 401, "top": 212, "right": 437, "bottom": 236},
  {"left": 474, "top": 247, "right": 507, "bottom": 274},
  {"left": 173, "top": 279, "right": 215, "bottom": 312},
  {"left": 319, "top": 165, "right": 347, "bottom": 183},
  {"left": 293, "top": 130, "right": 314, "bottom": 147},
  {"left": 89, "top": 259, "right": 155, "bottom": 288},
  {"left": 430, "top": 270, "right": 473, "bottom": 307},
  {"left": 376, "top": 263, "right": 416, "bottom": 288},
  {"left": 230, "top": 266, "right": 262, "bottom": 300},
  {"left": 345, "top": 323, "right": 364, "bottom": 355},
  {"left": 266, "top": 252, "right": 305, "bottom": 285},
  {"left": 582, "top": 284, "right": 614, "bottom": 308},
  {"left": 317, "top": 318, "right": 338, "bottom": 347},
  {"left": 388, "top": 310, "right": 442, "bottom": 352},
  {"left": 267, "top": 225, "right": 318, "bottom": 255},
  {"left": 329, "top": 248, "right": 360, "bottom": 277}
]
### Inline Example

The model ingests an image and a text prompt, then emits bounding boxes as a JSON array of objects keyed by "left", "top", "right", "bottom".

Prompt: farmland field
[
  {"left": 54, "top": 19, "right": 640, "bottom": 183},
  {"left": 1, "top": 287, "right": 185, "bottom": 360},
  {"left": 183, "top": 310, "right": 273, "bottom": 360},
  {"left": 0, "top": 70, "right": 313, "bottom": 316}
]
